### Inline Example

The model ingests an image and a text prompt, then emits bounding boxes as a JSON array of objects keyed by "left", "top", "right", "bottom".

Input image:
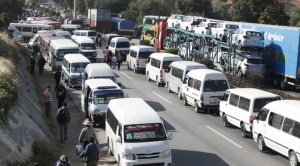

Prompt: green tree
[
  {"left": 0, "top": 0, "right": 24, "bottom": 29},
  {"left": 289, "top": 7, "right": 300, "bottom": 26},
  {"left": 175, "top": 0, "right": 212, "bottom": 17},
  {"left": 76, "top": 0, "right": 86, "bottom": 15},
  {"left": 213, "top": 2, "right": 231, "bottom": 20},
  {"left": 258, "top": 2, "right": 289, "bottom": 25}
]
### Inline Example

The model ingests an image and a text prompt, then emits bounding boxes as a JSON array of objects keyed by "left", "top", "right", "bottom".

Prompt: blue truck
[
  {"left": 239, "top": 23, "right": 300, "bottom": 90},
  {"left": 111, "top": 17, "right": 136, "bottom": 35}
]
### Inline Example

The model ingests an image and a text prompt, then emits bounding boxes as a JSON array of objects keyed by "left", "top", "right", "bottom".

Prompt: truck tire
[
  {"left": 280, "top": 77, "right": 288, "bottom": 90},
  {"left": 273, "top": 77, "right": 280, "bottom": 87}
]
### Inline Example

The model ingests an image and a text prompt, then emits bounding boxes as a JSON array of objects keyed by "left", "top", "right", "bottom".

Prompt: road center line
[
  {"left": 152, "top": 92, "right": 172, "bottom": 104},
  {"left": 120, "top": 72, "right": 132, "bottom": 79},
  {"left": 206, "top": 126, "right": 243, "bottom": 149}
]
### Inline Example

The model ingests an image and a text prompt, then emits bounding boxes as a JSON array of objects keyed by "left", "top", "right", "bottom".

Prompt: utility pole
[
  {"left": 89, "top": 0, "right": 92, "bottom": 27},
  {"left": 73, "top": 0, "right": 76, "bottom": 19}
]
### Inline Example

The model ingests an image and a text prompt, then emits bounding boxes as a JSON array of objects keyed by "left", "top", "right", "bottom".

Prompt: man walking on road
[
  {"left": 30, "top": 54, "right": 35, "bottom": 74},
  {"left": 54, "top": 69, "right": 62, "bottom": 91},
  {"left": 37, "top": 56, "right": 46, "bottom": 75},
  {"left": 56, "top": 103, "right": 71, "bottom": 143},
  {"left": 43, "top": 86, "right": 52, "bottom": 117},
  {"left": 56, "top": 83, "right": 66, "bottom": 108},
  {"left": 80, "top": 137, "right": 99, "bottom": 166}
]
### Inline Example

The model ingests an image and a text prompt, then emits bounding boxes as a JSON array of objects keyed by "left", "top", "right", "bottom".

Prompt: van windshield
[
  {"left": 93, "top": 90, "right": 123, "bottom": 104},
  {"left": 253, "top": 97, "right": 281, "bottom": 112},
  {"left": 71, "top": 63, "right": 89, "bottom": 73},
  {"left": 163, "top": 60, "right": 178, "bottom": 69},
  {"left": 124, "top": 123, "right": 167, "bottom": 143},
  {"left": 203, "top": 80, "right": 228, "bottom": 92},
  {"left": 116, "top": 42, "right": 130, "bottom": 48},
  {"left": 88, "top": 31, "right": 97, "bottom": 36},
  {"left": 139, "top": 51, "right": 153, "bottom": 59},
  {"left": 81, "top": 43, "right": 96, "bottom": 49},
  {"left": 92, "top": 76, "right": 115, "bottom": 82}
]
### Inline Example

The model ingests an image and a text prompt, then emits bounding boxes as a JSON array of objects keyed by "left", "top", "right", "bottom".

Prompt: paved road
[{"left": 64, "top": 40, "right": 291, "bottom": 166}]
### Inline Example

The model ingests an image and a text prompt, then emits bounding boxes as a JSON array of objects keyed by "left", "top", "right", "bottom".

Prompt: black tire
[
  {"left": 273, "top": 77, "right": 280, "bottom": 87},
  {"left": 167, "top": 83, "right": 172, "bottom": 93},
  {"left": 133, "top": 66, "right": 137, "bottom": 73},
  {"left": 289, "top": 151, "right": 300, "bottom": 166},
  {"left": 237, "top": 68, "right": 243, "bottom": 78},
  {"left": 178, "top": 88, "right": 182, "bottom": 100},
  {"left": 147, "top": 72, "right": 151, "bottom": 81},
  {"left": 183, "top": 94, "right": 188, "bottom": 106},
  {"left": 107, "top": 139, "right": 114, "bottom": 156},
  {"left": 280, "top": 77, "right": 288, "bottom": 90},
  {"left": 118, "top": 155, "right": 121, "bottom": 166},
  {"left": 222, "top": 114, "right": 230, "bottom": 127},
  {"left": 194, "top": 101, "right": 200, "bottom": 113},
  {"left": 241, "top": 123, "right": 247, "bottom": 138},
  {"left": 156, "top": 77, "right": 160, "bottom": 87},
  {"left": 127, "top": 63, "right": 130, "bottom": 70},
  {"left": 258, "top": 135, "right": 267, "bottom": 152}
]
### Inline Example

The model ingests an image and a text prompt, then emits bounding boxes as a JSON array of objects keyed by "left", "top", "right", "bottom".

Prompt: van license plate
[{"left": 210, "top": 97, "right": 219, "bottom": 105}]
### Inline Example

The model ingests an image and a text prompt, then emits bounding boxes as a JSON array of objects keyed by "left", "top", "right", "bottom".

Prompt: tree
[
  {"left": 0, "top": 0, "right": 24, "bottom": 30},
  {"left": 289, "top": 7, "right": 300, "bottom": 26},
  {"left": 258, "top": 2, "right": 289, "bottom": 25},
  {"left": 213, "top": 2, "right": 231, "bottom": 20},
  {"left": 175, "top": 0, "right": 212, "bottom": 17}
]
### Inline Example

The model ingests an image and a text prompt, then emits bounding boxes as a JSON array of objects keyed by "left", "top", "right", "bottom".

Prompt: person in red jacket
[{"left": 43, "top": 86, "right": 52, "bottom": 117}]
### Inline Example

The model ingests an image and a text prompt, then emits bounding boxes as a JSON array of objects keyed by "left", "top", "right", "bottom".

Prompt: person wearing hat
[
  {"left": 78, "top": 120, "right": 98, "bottom": 149},
  {"left": 55, "top": 154, "right": 73, "bottom": 166}
]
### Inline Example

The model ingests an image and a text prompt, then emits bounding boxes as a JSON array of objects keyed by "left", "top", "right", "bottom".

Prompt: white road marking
[
  {"left": 206, "top": 126, "right": 243, "bottom": 149},
  {"left": 152, "top": 92, "right": 172, "bottom": 104},
  {"left": 120, "top": 72, "right": 133, "bottom": 79}
]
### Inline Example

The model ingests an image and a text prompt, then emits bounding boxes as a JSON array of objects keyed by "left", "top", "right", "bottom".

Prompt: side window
[
  {"left": 268, "top": 112, "right": 284, "bottom": 130},
  {"left": 229, "top": 94, "right": 239, "bottom": 106},
  {"left": 187, "top": 77, "right": 194, "bottom": 88},
  {"left": 193, "top": 79, "right": 201, "bottom": 91},
  {"left": 237, "top": 97, "right": 250, "bottom": 111},
  {"left": 282, "top": 117, "right": 294, "bottom": 134},
  {"left": 257, "top": 108, "right": 269, "bottom": 121},
  {"left": 291, "top": 121, "right": 300, "bottom": 138},
  {"left": 22, "top": 27, "right": 32, "bottom": 32},
  {"left": 130, "top": 50, "right": 137, "bottom": 58},
  {"left": 106, "top": 108, "right": 118, "bottom": 134},
  {"left": 33, "top": 27, "right": 37, "bottom": 33},
  {"left": 222, "top": 92, "right": 230, "bottom": 101}
]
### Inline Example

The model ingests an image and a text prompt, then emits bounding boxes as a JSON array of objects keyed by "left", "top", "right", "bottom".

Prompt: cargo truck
[
  {"left": 86, "top": 9, "right": 112, "bottom": 33},
  {"left": 111, "top": 17, "right": 135, "bottom": 35}
]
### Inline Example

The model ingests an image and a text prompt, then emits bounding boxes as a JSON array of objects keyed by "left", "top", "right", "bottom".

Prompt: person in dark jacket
[
  {"left": 33, "top": 44, "right": 39, "bottom": 57},
  {"left": 56, "top": 83, "right": 66, "bottom": 108},
  {"left": 79, "top": 137, "right": 99, "bottom": 166},
  {"left": 54, "top": 69, "right": 62, "bottom": 91},
  {"left": 56, "top": 103, "right": 71, "bottom": 143},
  {"left": 37, "top": 56, "right": 46, "bottom": 75},
  {"left": 30, "top": 54, "right": 35, "bottom": 74}
]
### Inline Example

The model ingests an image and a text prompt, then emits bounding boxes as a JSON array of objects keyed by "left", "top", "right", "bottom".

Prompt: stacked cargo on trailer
[
  {"left": 87, "top": 9, "right": 112, "bottom": 33},
  {"left": 111, "top": 17, "right": 135, "bottom": 35}
]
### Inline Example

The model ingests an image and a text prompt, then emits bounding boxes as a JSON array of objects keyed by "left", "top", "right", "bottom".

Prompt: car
[
  {"left": 229, "top": 28, "right": 264, "bottom": 49},
  {"left": 194, "top": 21, "right": 218, "bottom": 35},
  {"left": 180, "top": 16, "right": 206, "bottom": 32},
  {"left": 234, "top": 52, "right": 266, "bottom": 77},
  {"left": 211, "top": 22, "right": 239, "bottom": 42},
  {"left": 167, "top": 14, "right": 185, "bottom": 27},
  {"left": 101, "top": 33, "right": 121, "bottom": 52}
]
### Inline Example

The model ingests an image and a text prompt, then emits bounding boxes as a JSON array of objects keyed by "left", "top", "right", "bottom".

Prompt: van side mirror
[
  {"left": 183, "top": 77, "right": 187, "bottom": 84},
  {"left": 116, "top": 136, "right": 122, "bottom": 143},
  {"left": 88, "top": 97, "right": 92, "bottom": 102},
  {"left": 253, "top": 116, "right": 258, "bottom": 120},
  {"left": 168, "top": 133, "right": 174, "bottom": 140},
  {"left": 218, "top": 96, "right": 223, "bottom": 101}
]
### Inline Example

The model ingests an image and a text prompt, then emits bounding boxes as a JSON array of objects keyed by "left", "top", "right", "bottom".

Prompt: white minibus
[
  {"left": 9, "top": 23, "right": 53, "bottom": 40},
  {"left": 62, "top": 53, "right": 91, "bottom": 88},
  {"left": 61, "top": 24, "right": 81, "bottom": 35},
  {"left": 106, "top": 98, "right": 173, "bottom": 166},
  {"left": 72, "top": 30, "right": 97, "bottom": 41},
  {"left": 253, "top": 100, "right": 300, "bottom": 166},
  {"left": 165, "top": 61, "right": 207, "bottom": 98},
  {"left": 219, "top": 88, "right": 282, "bottom": 137},
  {"left": 73, "top": 36, "right": 97, "bottom": 62}
]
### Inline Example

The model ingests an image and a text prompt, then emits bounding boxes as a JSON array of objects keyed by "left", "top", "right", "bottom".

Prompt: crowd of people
[{"left": 104, "top": 46, "right": 122, "bottom": 70}]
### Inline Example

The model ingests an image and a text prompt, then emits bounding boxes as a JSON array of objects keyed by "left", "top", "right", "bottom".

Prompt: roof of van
[
  {"left": 150, "top": 53, "right": 182, "bottom": 60},
  {"left": 55, "top": 31, "right": 71, "bottom": 35},
  {"left": 187, "top": 69, "right": 226, "bottom": 79},
  {"left": 110, "top": 37, "right": 130, "bottom": 42},
  {"left": 105, "top": 33, "right": 119, "bottom": 37},
  {"left": 50, "top": 39, "right": 78, "bottom": 48},
  {"left": 130, "top": 45, "right": 155, "bottom": 50},
  {"left": 85, "top": 78, "right": 121, "bottom": 90},
  {"left": 264, "top": 100, "right": 300, "bottom": 119},
  {"left": 170, "top": 61, "right": 207, "bottom": 69},
  {"left": 61, "top": 24, "right": 81, "bottom": 28},
  {"left": 74, "top": 30, "right": 96, "bottom": 32},
  {"left": 108, "top": 98, "right": 162, "bottom": 125},
  {"left": 74, "top": 36, "right": 94, "bottom": 43},
  {"left": 63, "top": 54, "right": 91, "bottom": 63},
  {"left": 85, "top": 63, "right": 115, "bottom": 78},
  {"left": 227, "top": 88, "right": 281, "bottom": 99}
]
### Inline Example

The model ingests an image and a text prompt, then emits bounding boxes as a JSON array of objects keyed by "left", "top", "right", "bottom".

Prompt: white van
[
  {"left": 106, "top": 98, "right": 173, "bottom": 166},
  {"left": 73, "top": 36, "right": 97, "bottom": 62},
  {"left": 181, "top": 69, "right": 230, "bottom": 113},
  {"left": 219, "top": 88, "right": 282, "bottom": 137},
  {"left": 72, "top": 30, "right": 97, "bottom": 41},
  {"left": 61, "top": 24, "right": 81, "bottom": 35},
  {"left": 252, "top": 100, "right": 300, "bottom": 166},
  {"left": 10, "top": 23, "right": 53, "bottom": 40},
  {"left": 54, "top": 30, "right": 71, "bottom": 39},
  {"left": 165, "top": 61, "right": 207, "bottom": 98},
  {"left": 146, "top": 53, "right": 182, "bottom": 87},
  {"left": 126, "top": 45, "right": 156, "bottom": 73},
  {"left": 82, "top": 63, "right": 119, "bottom": 86},
  {"left": 81, "top": 78, "right": 124, "bottom": 127},
  {"left": 109, "top": 37, "right": 131, "bottom": 62},
  {"left": 62, "top": 53, "right": 91, "bottom": 87},
  {"left": 8, "top": 25, "right": 24, "bottom": 42}
]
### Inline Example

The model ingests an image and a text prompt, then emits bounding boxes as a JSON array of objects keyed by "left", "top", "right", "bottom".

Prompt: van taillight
[
  {"left": 200, "top": 95, "right": 204, "bottom": 101},
  {"left": 243, "top": 35, "right": 248, "bottom": 39},
  {"left": 160, "top": 70, "right": 163, "bottom": 78},
  {"left": 223, "top": 29, "right": 227, "bottom": 32},
  {"left": 136, "top": 59, "right": 139, "bottom": 66},
  {"left": 250, "top": 116, "right": 253, "bottom": 124}
]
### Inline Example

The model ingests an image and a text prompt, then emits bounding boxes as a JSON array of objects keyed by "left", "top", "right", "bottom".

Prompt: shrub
[
  {"left": 165, "top": 48, "right": 179, "bottom": 55},
  {"left": 140, "top": 40, "right": 150, "bottom": 45},
  {"left": 199, "top": 58, "right": 214, "bottom": 69},
  {"left": 30, "top": 141, "right": 60, "bottom": 166}
]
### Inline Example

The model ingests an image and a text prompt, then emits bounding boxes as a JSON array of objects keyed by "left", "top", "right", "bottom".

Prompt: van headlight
[
  {"left": 161, "top": 150, "right": 171, "bottom": 158},
  {"left": 122, "top": 153, "right": 135, "bottom": 160}
]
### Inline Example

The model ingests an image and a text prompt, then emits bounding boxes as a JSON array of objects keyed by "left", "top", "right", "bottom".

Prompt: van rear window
[
  {"left": 139, "top": 51, "right": 153, "bottom": 59},
  {"left": 163, "top": 60, "right": 177, "bottom": 69},
  {"left": 203, "top": 80, "right": 228, "bottom": 92},
  {"left": 253, "top": 97, "right": 280, "bottom": 112},
  {"left": 116, "top": 42, "right": 130, "bottom": 48},
  {"left": 88, "top": 31, "right": 97, "bottom": 36},
  {"left": 124, "top": 123, "right": 167, "bottom": 142},
  {"left": 93, "top": 90, "right": 123, "bottom": 104}
]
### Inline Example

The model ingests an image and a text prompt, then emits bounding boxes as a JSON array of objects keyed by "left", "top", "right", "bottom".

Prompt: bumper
[
  {"left": 121, "top": 156, "right": 172, "bottom": 166},
  {"left": 199, "top": 102, "right": 219, "bottom": 110},
  {"left": 137, "top": 67, "right": 146, "bottom": 72}
]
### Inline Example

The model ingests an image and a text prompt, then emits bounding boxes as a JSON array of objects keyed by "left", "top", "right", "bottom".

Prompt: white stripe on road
[
  {"left": 206, "top": 126, "right": 243, "bottom": 149},
  {"left": 152, "top": 92, "right": 172, "bottom": 104},
  {"left": 120, "top": 72, "right": 133, "bottom": 79}
]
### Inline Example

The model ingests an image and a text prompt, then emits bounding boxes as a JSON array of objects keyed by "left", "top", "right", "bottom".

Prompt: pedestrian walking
[
  {"left": 37, "top": 56, "right": 46, "bottom": 75},
  {"left": 43, "top": 86, "right": 52, "bottom": 117},
  {"left": 79, "top": 137, "right": 99, "bottom": 166},
  {"left": 78, "top": 120, "right": 98, "bottom": 148},
  {"left": 111, "top": 54, "right": 117, "bottom": 69},
  {"left": 56, "top": 103, "right": 71, "bottom": 143},
  {"left": 106, "top": 49, "right": 112, "bottom": 67},
  {"left": 55, "top": 154, "right": 73, "bottom": 166},
  {"left": 33, "top": 44, "right": 39, "bottom": 57},
  {"left": 117, "top": 52, "right": 122, "bottom": 71},
  {"left": 56, "top": 83, "right": 66, "bottom": 108},
  {"left": 30, "top": 54, "right": 35, "bottom": 74},
  {"left": 97, "top": 35, "right": 101, "bottom": 47},
  {"left": 54, "top": 69, "right": 62, "bottom": 91}
]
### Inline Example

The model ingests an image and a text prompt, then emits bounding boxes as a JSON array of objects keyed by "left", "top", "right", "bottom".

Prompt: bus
[
  {"left": 48, "top": 39, "right": 79, "bottom": 71},
  {"left": 9, "top": 23, "right": 54, "bottom": 40},
  {"left": 140, "top": 15, "right": 168, "bottom": 45}
]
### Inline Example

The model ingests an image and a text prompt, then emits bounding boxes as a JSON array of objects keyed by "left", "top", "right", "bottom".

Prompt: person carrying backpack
[
  {"left": 56, "top": 103, "right": 71, "bottom": 143},
  {"left": 56, "top": 83, "right": 66, "bottom": 108}
]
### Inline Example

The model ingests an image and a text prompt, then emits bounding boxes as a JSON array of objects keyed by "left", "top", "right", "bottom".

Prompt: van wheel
[
  {"left": 107, "top": 139, "right": 114, "bottom": 156},
  {"left": 183, "top": 94, "right": 188, "bottom": 106},
  {"left": 194, "top": 101, "right": 200, "bottom": 113},
  {"left": 178, "top": 88, "right": 182, "bottom": 100},
  {"left": 258, "top": 135, "right": 267, "bottom": 152},
  {"left": 241, "top": 123, "right": 247, "bottom": 138},
  {"left": 289, "top": 151, "right": 299, "bottom": 166},
  {"left": 133, "top": 66, "right": 137, "bottom": 73},
  {"left": 147, "top": 72, "right": 151, "bottom": 81},
  {"left": 222, "top": 114, "right": 230, "bottom": 127},
  {"left": 156, "top": 77, "right": 160, "bottom": 87},
  {"left": 237, "top": 68, "right": 243, "bottom": 77},
  {"left": 127, "top": 63, "right": 130, "bottom": 70},
  {"left": 167, "top": 83, "right": 172, "bottom": 93},
  {"left": 118, "top": 155, "right": 121, "bottom": 166}
]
